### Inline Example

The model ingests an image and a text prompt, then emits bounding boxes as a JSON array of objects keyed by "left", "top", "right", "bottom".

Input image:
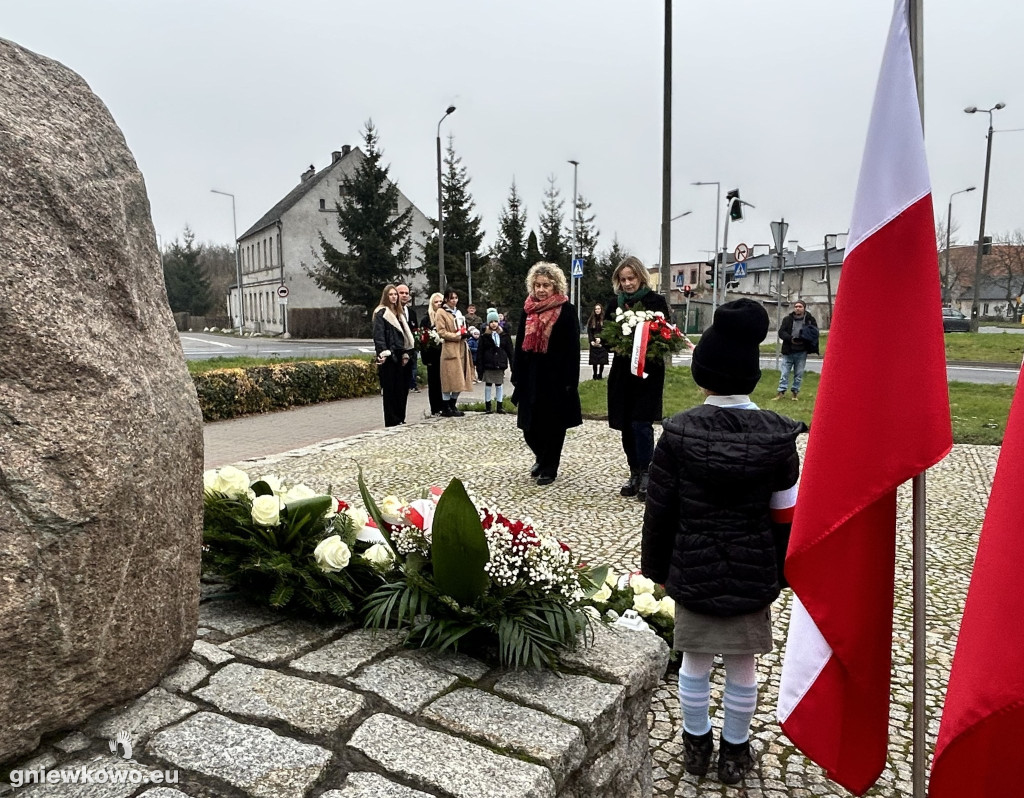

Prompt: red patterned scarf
[{"left": 521, "top": 294, "right": 569, "bottom": 354}]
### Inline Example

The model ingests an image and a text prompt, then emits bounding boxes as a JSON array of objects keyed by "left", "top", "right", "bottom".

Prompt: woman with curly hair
[{"left": 510, "top": 262, "right": 582, "bottom": 486}]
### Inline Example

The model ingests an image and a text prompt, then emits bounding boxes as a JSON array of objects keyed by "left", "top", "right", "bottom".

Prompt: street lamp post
[
  {"left": 944, "top": 186, "right": 977, "bottom": 305},
  {"left": 211, "top": 188, "right": 243, "bottom": 334},
  {"left": 568, "top": 159, "right": 579, "bottom": 319},
  {"left": 436, "top": 105, "right": 456, "bottom": 294},
  {"left": 964, "top": 102, "right": 1004, "bottom": 332},
  {"left": 692, "top": 181, "right": 720, "bottom": 315}
]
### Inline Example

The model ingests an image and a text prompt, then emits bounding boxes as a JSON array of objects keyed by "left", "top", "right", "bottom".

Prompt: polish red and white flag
[
  {"left": 776, "top": 0, "right": 952, "bottom": 793},
  {"left": 929, "top": 356, "right": 1024, "bottom": 798}
]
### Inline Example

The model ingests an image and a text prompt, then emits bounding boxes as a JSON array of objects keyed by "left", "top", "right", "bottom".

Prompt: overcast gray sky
[{"left": 5, "top": 0, "right": 1023, "bottom": 267}]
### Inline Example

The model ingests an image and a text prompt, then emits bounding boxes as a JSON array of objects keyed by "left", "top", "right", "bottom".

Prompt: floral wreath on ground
[
  {"left": 202, "top": 466, "right": 612, "bottom": 668},
  {"left": 581, "top": 570, "right": 678, "bottom": 666},
  {"left": 600, "top": 308, "right": 693, "bottom": 369}
]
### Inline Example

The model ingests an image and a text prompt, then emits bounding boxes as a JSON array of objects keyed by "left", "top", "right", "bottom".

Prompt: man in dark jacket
[
  {"left": 641, "top": 298, "right": 807, "bottom": 785},
  {"left": 773, "top": 299, "right": 818, "bottom": 401}
]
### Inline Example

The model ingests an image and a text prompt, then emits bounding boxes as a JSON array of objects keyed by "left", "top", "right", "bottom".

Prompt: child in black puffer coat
[{"left": 477, "top": 310, "right": 515, "bottom": 414}]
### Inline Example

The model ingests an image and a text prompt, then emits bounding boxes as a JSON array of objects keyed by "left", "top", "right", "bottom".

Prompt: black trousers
[
  {"left": 426, "top": 360, "right": 443, "bottom": 414},
  {"left": 522, "top": 414, "right": 568, "bottom": 479},
  {"left": 379, "top": 359, "right": 409, "bottom": 427}
]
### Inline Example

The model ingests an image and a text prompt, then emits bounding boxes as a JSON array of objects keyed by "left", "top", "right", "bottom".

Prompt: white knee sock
[
  {"left": 678, "top": 652, "right": 714, "bottom": 736},
  {"left": 722, "top": 654, "right": 758, "bottom": 744}
]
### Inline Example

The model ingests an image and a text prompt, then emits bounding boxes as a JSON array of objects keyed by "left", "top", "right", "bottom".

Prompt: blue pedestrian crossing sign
[
  {"left": 571, "top": 258, "right": 584, "bottom": 278},
  {"left": 733, "top": 262, "right": 747, "bottom": 278}
]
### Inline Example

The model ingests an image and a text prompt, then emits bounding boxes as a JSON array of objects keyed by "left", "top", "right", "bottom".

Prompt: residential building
[{"left": 231, "top": 145, "right": 432, "bottom": 334}]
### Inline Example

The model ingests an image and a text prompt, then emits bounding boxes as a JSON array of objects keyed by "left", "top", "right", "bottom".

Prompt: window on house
[
  {"left": 269, "top": 235, "right": 274, "bottom": 266},
  {"left": 983, "top": 303, "right": 989, "bottom": 315},
  {"left": 755, "top": 272, "right": 762, "bottom": 286},
  {"left": 821, "top": 267, "right": 827, "bottom": 280},
  {"left": 263, "top": 239, "right": 268, "bottom": 267},
  {"left": 689, "top": 269, "right": 697, "bottom": 284},
  {"left": 319, "top": 199, "right": 326, "bottom": 210}
]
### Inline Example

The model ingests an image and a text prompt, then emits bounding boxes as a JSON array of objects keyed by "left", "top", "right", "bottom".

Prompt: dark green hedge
[{"left": 193, "top": 359, "right": 379, "bottom": 422}]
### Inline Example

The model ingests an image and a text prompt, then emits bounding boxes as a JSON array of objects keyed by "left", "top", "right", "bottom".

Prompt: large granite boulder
[{"left": 0, "top": 38, "right": 203, "bottom": 761}]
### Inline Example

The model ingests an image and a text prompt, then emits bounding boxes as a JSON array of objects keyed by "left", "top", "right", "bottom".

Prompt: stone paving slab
[
  {"left": 193, "top": 663, "right": 365, "bottom": 736},
  {"left": 347, "top": 713, "right": 555, "bottom": 798},
  {"left": 423, "top": 687, "right": 585, "bottom": 786},
  {"left": 189, "top": 640, "right": 234, "bottom": 666},
  {"left": 290, "top": 628, "right": 405, "bottom": 678},
  {"left": 220, "top": 619, "right": 349, "bottom": 664},
  {"left": 197, "top": 600, "right": 284, "bottom": 638},
  {"left": 493, "top": 670, "right": 625, "bottom": 747},
  {"left": 147, "top": 712, "right": 331, "bottom": 798},
  {"left": 346, "top": 656, "right": 459, "bottom": 714},
  {"left": 91, "top": 688, "right": 197, "bottom": 743},
  {"left": 160, "top": 660, "right": 210, "bottom": 694},
  {"left": 323, "top": 771, "right": 434, "bottom": 798}
]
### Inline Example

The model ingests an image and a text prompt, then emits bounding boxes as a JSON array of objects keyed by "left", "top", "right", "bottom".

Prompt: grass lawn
[
  {"left": 739, "top": 331, "right": 1024, "bottom": 364},
  {"left": 577, "top": 365, "right": 1015, "bottom": 446}
]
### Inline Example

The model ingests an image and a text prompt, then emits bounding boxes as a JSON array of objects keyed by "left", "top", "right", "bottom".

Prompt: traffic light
[
  {"left": 704, "top": 259, "right": 715, "bottom": 287},
  {"left": 982, "top": 235, "right": 992, "bottom": 255},
  {"left": 727, "top": 189, "right": 743, "bottom": 221}
]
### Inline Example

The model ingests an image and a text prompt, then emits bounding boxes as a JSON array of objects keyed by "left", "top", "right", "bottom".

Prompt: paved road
[{"left": 181, "top": 333, "right": 1019, "bottom": 385}]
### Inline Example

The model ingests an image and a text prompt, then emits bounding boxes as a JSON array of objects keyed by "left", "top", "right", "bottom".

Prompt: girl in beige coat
[{"left": 435, "top": 288, "right": 475, "bottom": 416}]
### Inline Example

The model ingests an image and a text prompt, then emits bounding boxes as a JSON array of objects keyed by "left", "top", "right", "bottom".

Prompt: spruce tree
[
  {"left": 421, "top": 136, "right": 485, "bottom": 298},
  {"left": 162, "top": 226, "right": 212, "bottom": 315},
  {"left": 538, "top": 175, "right": 569, "bottom": 270},
  {"left": 486, "top": 179, "right": 530, "bottom": 310},
  {"left": 311, "top": 121, "right": 414, "bottom": 316},
  {"left": 570, "top": 193, "right": 608, "bottom": 310}
]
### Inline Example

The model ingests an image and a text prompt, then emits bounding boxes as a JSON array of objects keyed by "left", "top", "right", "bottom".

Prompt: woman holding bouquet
[
  {"left": 605, "top": 255, "right": 671, "bottom": 501},
  {"left": 420, "top": 292, "right": 445, "bottom": 416},
  {"left": 511, "top": 262, "right": 582, "bottom": 486},
  {"left": 372, "top": 284, "right": 416, "bottom": 427}
]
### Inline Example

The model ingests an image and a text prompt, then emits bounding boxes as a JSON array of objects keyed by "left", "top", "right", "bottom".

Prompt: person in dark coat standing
[
  {"left": 420, "top": 293, "right": 445, "bottom": 416},
  {"left": 478, "top": 309, "right": 515, "bottom": 414},
  {"left": 371, "top": 284, "right": 416, "bottom": 427},
  {"left": 397, "top": 283, "right": 419, "bottom": 392},
  {"left": 773, "top": 299, "right": 819, "bottom": 401},
  {"left": 511, "top": 262, "right": 582, "bottom": 486},
  {"left": 605, "top": 255, "right": 670, "bottom": 501},
  {"left": 586, "top": 303, "right": 609, "bottom": 380},
  {"left": 640, "top": 299, "right": 806, "bottom": 785}
]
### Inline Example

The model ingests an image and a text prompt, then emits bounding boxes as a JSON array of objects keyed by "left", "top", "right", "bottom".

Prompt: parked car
[{"left": 942, "top": 307, "right": 971, "bottom": 333}]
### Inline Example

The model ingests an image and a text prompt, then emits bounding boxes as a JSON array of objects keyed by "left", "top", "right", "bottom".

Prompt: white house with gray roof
[{"left": 231, "top": 145, "right": 431, "bottom": 334}]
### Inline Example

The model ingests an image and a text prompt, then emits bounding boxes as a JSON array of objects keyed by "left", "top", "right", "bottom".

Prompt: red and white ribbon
[{"left": 630, "top": 321, "right": 650, "bottom": 379}]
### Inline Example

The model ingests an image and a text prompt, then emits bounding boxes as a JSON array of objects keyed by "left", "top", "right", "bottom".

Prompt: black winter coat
[
  {"left": 478, "top": 328, "right": 514, "bottom": 372},
  {"left": 511, "top": 302, "right": 583, "bottom": 433},
  {"left": 372, "top": 308, "right": 412, "bottom": 364},
  {"left": 641, "top": 404, "right": 807, "bottom": 617},
  {"left": 605, "top": 291, "right": 671, "bottom": 429},
  {"left": 779, "top": 311, "right": 820, "bottom": 355}
]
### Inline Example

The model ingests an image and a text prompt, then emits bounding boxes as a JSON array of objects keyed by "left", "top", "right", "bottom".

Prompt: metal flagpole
[{"left": 908, "top": 1, "right": 927, "bottom": 796}]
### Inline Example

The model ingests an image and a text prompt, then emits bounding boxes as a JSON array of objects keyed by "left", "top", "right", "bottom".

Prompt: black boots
[
  {"left": 717, "top": 738, "right": 754, "bottom": 785},
  {"left": 441, "top": 399, "right": 464, "bottom": 417},
  {"left": 484, "top": 401, "right": 493, "bottom": 414},
  {"left": 636, "top": 468, "right": 650, "bottom": 502},
  {"left": 619, "top": 468, "right": 641, "bottom": 497},
  {"left": 496, "top": 401, "right": 505, "bottom": 414},
  {"left": 484, "top": 400, "right": 505, "bottom": 414},
  {"left": 682, "top": 729, "right": 713, "bottom": 777}
]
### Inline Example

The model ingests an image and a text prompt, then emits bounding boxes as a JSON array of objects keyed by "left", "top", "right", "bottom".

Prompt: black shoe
[
  {"left": 484, "top": 401, "right": 493, "bottom": 414},
  {"left": 682, "top": 729, "right": 714, "bottom": 777},
  {"left": 536, "top": 474, "right": 556, "bottom": 486},
  {"left": 530, "top": 461, "right": 541, "bottom": 478},
  {"left": 448, "top": 399, "right": 465, "bottom": 417},
  {"left": 440, "top": 406, "right": 456, "bottom": 417},
  {"left": 619, "top": 469, "right": 640, "bottom": 497},
  {"left": 717, "top": 737, "right": 754, "bottom": 785},
  {"left": 636, "top": 468, "right": 650, "bottom": 502},
  {"left": 496, "top": 403, "right": 505, "bottom": 414}
]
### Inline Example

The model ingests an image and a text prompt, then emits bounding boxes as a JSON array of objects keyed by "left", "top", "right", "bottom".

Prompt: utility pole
[{"left": 660, "top": 0, "right": 672, "bottom": 303}]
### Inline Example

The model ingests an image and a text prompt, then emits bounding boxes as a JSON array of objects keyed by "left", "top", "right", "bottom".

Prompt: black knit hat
[{"left": 691, "top": 299, "right": 769, "bottom": 395}]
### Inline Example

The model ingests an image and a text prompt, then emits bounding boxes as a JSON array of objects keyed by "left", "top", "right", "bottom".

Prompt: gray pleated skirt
[{"left": 673, "top": 604, "right": 773, "bottom": 655}]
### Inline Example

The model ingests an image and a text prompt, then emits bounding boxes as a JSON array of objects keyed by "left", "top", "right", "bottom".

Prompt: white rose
[
  {"left": 362, "top": 543, "right": 394, "bottom": 569},
  {"left": 621, "top": 323, "right": 631, "bottom": 335},
  {"left": 592, "top": 584, "right": 613, "bottom": 603},
  {"left": 250, "top": 494, "right": 282, "bottom": 526},
  {"left": 614, "top": 307, "right": 624, "bottom": 318},
  {"left": 314, "top": 535, "right": 352, "bottom": 572},
  {"left": 346, "top": 507, "right": 369, "bottom": 530},
  {"left": 633, "top": 592, "right": 660, "bottom": 617},
  {"left": 629, "top": 574, "right": 657, "bottom": 595},
  {"left": 282, "top": 484, "right": 317, "bottom": 504},
  {"left": 604, "top": 570, "right": 619, "bottom": 588},
  {"left": 202, "top": 469, "right": 219, "bottom": 496},
  {"left": 213, "top": 465, "right": 249, "bottom": 497},
  {"left": 379, "top": 495, "right": 405, "bottom": 525},
  {"left": 657, "top": 596, "right": 676, "bottom": 619}
]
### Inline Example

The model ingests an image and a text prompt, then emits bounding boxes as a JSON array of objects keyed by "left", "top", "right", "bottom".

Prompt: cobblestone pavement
[{"left": 221, "top": 414, "right": 995, "bottom": 798}]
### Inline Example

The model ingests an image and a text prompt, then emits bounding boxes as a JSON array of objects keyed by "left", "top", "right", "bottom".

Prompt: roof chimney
[
  {"left": 341, "top": 144, "right": 351, "bottom": 156},
  {"left": 300, "top": 164, "right": 315, "bottom": 182},
  {"left": 331, "top": 150, "right": 342, "bottom": 163}
]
